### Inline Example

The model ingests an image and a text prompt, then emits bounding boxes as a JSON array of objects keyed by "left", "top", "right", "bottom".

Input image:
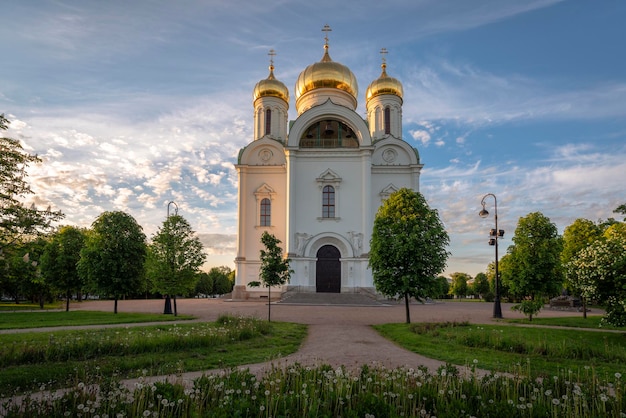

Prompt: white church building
[{"left": 233, "top": 30, "right": 422, "bottom": 299}]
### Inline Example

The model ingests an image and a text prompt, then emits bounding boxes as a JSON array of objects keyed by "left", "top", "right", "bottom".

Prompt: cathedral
[{"left": 233, "top": 28, "right": 422, "bottom": 299}]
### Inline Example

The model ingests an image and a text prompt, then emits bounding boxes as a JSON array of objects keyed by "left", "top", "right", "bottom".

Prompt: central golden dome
[{"left": 295, "top": 44, "right": 358, "bottom": 101}]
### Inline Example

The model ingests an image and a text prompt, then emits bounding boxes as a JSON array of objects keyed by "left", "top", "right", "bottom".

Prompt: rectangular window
[
  {"left": 265, "top": 109, "right": 271, "bottom": 136},
  {"left": 260, "top": 198, "right": 271, "bottom": 226},
  {"left": 322, "top": 185, "right": 335, "bottom": 218}
]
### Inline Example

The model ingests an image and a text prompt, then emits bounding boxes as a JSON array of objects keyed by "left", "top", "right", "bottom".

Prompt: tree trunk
[
  {"left": 39, "top": 294, "right": 44, "bottom": 309},
  {"left": 582, "top": 297, "right": 587, "bottom": 319},
  {"left": 164, "top": 295, "right": 173, "bottom": 314},
  {"left": 66, "top": 291, "right": 71, "bottom": 312},
  {"left": 404, "top": 292, "right": 411, "bottom": 324},
  {"left": 114, "top": 297, "right": 118, "bottom": 314},
  {"left": 173, "top": 295, "right": 178, "bottom": 317},
  {"left": 268, "top": 286, "right": 272, "bottom": 322}
]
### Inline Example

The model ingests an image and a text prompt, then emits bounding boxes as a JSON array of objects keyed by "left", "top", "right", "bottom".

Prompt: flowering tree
[{"left": 568, "top": 233, "right": 626, "bottom": 326}]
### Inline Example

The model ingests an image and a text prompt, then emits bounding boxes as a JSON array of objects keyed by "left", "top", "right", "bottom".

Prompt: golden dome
[
  {"left": 253, "top": 65, "right": 289, "bottom": 103},
  {"left": 366, "top": 62, "right": 403, "bottom": 102},
  {"left": 295, "top": 44, "right": 358, "bottom": 101}
]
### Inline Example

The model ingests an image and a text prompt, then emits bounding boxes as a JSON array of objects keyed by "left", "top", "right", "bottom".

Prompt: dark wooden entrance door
[{"left": 316, "top": 245, "right": 341, "bottom": 293}]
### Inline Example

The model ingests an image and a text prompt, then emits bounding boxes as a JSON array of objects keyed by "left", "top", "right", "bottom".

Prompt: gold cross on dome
[
  {"left": 268, "top": 49, "right": 276, "bottom": 66},
  {"left": 322, "top": 24, "right": 332, "bottom": 46},
  {"left": 380, "top": 48, "right": 388, "bottom": 64}
]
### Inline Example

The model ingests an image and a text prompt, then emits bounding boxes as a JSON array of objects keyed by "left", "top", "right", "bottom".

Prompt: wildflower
[
  {"left": 143, "top": 411, "right": 151, "bottom": 417},
  {"left": 552, "top": 398, "right": 560, "bottom": 405},
  {"left": 616, "top": 372, "right": 622, "bottom": 379}
]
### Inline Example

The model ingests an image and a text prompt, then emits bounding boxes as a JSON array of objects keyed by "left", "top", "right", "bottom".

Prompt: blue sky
[{"left": 2, "top": 0, "right": 625, "bottom": 276}]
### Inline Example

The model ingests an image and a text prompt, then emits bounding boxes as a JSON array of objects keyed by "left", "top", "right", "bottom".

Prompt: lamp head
[{"left": 479, "top": 208, "right": 489, "bottom": 218}]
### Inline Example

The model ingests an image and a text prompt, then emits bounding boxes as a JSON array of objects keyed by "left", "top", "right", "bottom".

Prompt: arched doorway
[{"left": 316, "top": 245, "right": 341, "bottom": 293}]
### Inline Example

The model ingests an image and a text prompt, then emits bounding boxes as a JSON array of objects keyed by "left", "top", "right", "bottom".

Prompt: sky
[{"left": 2, "top": 0, "right": 625, "bottom": 277}]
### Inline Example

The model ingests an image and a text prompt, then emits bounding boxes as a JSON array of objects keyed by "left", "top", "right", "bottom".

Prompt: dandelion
[
  {"left": 615, "top": 372, "right": 622, "bottom": 379},
  {"left": 143, "top": 411, "right": 151, "bottom": 417},
  {"left": 552, "top": 398, "right": 560, "bottom": 405}
]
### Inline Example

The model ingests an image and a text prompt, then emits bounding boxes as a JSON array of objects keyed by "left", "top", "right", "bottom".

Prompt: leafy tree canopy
[
  {"left": 147, "top": 214, "right": 206, "bottom": 297},
  {"left": 0, "top": 114, "right": 63, "bottom": 250},
  {"left": 504, "top": 212, "right": 563, "bottom": 301},
  {"left": 78, "top": 211, "right": 147, "bottom": 313},
  {"left": 369, "top": 188, "right": 450, "bottom": 323},
  {"left": 449, "top": 272, "right": 470, "bottom": 298},
  {"left": 40, "top": 226, "right": 87, "bottom": 311}
]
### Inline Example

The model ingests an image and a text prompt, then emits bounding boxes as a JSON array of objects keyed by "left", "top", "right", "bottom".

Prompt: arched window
[
  {"left": 322, "top": 186, "right": 335, "bottom": 218},
  {"left": 260, "top": 198, "right": 271, "bottom": 226},
  {"left": 384, "top": 106, "right": 391, "bottom": 135},
  {"left": 265, "top": 109, "right": 271, "bottom": 136},
  {"left": 300, "top": 119, "right": 358, "bottom": 148}
]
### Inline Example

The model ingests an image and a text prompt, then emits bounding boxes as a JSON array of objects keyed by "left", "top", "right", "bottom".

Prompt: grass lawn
[
  {"left": 0, "top": 311, "right": 194, "bottom": 330},
  {"left": 0, "top": 302, "right": 63, "bottom": 311},
  {"left": 0, "top": 317, "right": 307, "bottom": 396},
  {"left": 374, "top": 321, "right": 626, "bottom": 380},
  {"left": 505, "top": 314, "right": 624, "bottom": 329}
]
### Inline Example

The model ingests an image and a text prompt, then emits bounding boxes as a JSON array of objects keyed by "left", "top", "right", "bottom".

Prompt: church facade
[{"left": 233, "top": 33, "right": 422, "bottom": 299}]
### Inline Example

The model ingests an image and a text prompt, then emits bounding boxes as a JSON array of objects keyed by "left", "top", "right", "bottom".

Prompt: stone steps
[{"left": 277, "top": 292, "right": 386, "bottom": 306}]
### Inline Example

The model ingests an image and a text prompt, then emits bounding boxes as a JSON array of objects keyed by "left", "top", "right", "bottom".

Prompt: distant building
[{"left": 233, "top": 28, "right": 422, "bottom": 299}]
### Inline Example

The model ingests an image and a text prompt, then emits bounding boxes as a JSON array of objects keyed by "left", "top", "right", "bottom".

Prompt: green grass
[
  {"left": 0, "top": 316, "right": 307, "bottom": 396},
  {"left": 374, "top": 321, "right": 626, "bottom": 380},
  {"left": 0, "top": 302, "right": 63, "bottom": 311},
  {"left": 0, "top": 310, "right": 194, "bottom": 330},
  {"left": 0, "top": 311, "right": 194, "bottom": 329},
  {"left": 506, "top": 315, "right": 625, "bottom": 330}
]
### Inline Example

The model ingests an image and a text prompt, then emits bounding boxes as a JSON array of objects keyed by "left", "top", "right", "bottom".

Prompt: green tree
[
  {"left": 78, "top": 211, "right": 147, "bottom": 313},
  {"left": 147, "top": 214, "right": 206, "bottom": 316},
  {"left": 433, "top": 276, "right": 450, "bottom": 299},
  {"left": 210, "top": 266, "right": 234, "bottom": 295},
  {"left": 0, "top": 114, "right": 63, "bottom": 251},
  {"left": 449, "top": 272, "right": 470, "bottom": 299},
  {"left": 472, "top": 272, "right": 491, "bottom": 300},
  {"left": 257, "top": 231, "right": 291, "bottom": 322},
  {"left": 369, "top": 188, "right": 450, "bottom": 323},
  {"left": 561, "top": 218, "right": 604, "bottom": 317},
  {"left": 19, "top": 237, "right": 50, "bottom": 308},
  {"left": 0, "top": 239, "right": 46, "bottom": 304},
  {"left": 40, "top": 226, "right": 87, "bottom": 311},
  {"left": 505, "top": 212, "right": 563, "bottom": 320},
  {"left": 614, "top": 203, "right": 626, "bottom": 221},
  {"left": 194, "top": 272, "right": 213, "bottom": 297}
]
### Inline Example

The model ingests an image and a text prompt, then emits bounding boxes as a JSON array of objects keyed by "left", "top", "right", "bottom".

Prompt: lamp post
[
  {"left": 163, "top": 201, "right": 178, "bottom": 315},
  {"left": 479, "top": 193, "right": 504, "bottom": 319}
]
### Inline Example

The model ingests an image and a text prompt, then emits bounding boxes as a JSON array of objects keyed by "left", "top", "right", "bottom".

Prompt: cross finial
[
  {"left": 380, "top": 48, "right": 388, "bottom": 64},
  {"left": 322, "top": 24, "right": 332, "bottom": 47},
  {"left": 268, "top": 49, "right": 276, "bottom": 66}
]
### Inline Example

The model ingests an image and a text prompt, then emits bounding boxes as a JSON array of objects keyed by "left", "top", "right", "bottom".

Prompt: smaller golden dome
[
  {"left": 295, "top": 45, "right": 358, "bottom": 101},
  {"left": 366, "top": 62, "right": 403, "bottom": 103},
  {"left": 253, "top": 65, "right": 289, "bottom": 103}
]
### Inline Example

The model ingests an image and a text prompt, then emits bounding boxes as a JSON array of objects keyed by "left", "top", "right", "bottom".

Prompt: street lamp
[
  {"left": 479, "top": 193, "right": 504, "bottom": 319},
  {"left": 163, "top": 201, "right": 178, "bottom": 315}
]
